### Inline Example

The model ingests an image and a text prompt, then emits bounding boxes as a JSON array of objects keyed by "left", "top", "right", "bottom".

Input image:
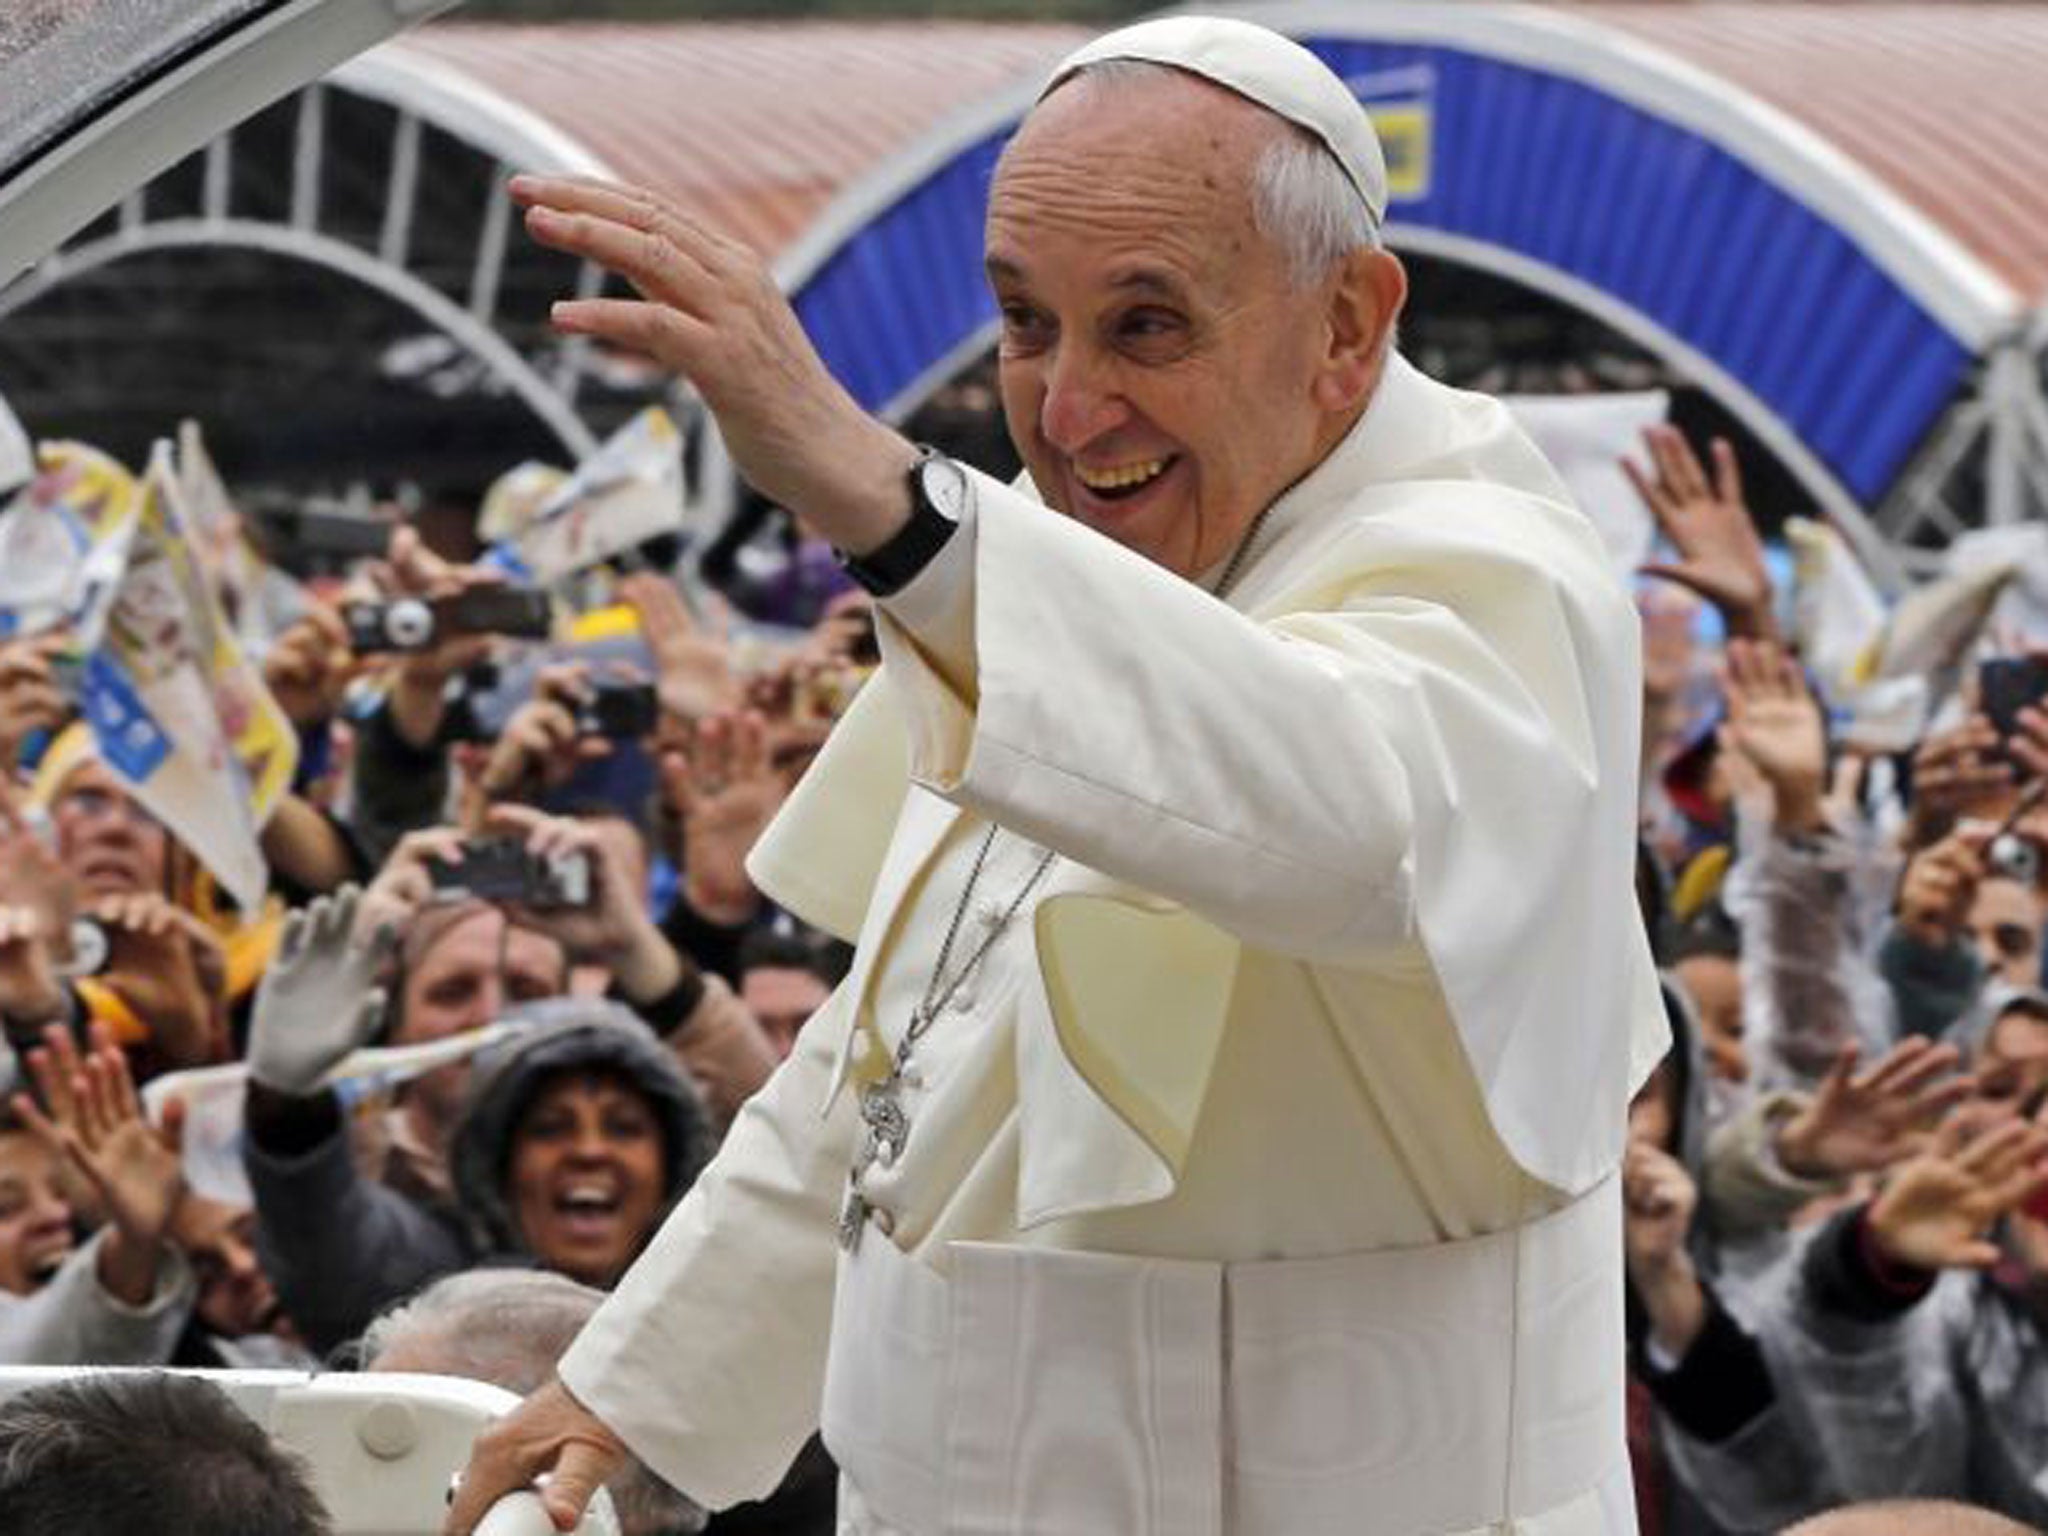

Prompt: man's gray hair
[
  {"left": 1061, "top": 57, "right": 1382, "bottom": 288},
  {"left": 363, "top": 1269, "right": 707, "bottom": 1536},
  {"left": 360, "top": 1268, "right": 597, "bottom": 1393}
]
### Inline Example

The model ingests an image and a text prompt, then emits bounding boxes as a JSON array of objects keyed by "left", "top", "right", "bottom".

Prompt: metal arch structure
[
  {"left": 0, "top": 218, "right": 597, "bottom": 459},
  {"left": 764, "top": 1, "right": 2045, "bottom": 586},
  {"left": 0, "top": 40, "right": 631, "bottom": 475}
]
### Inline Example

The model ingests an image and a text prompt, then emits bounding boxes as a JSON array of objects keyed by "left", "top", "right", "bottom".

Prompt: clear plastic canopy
[{"left": 0, "top": 1, "right": 279, "bottom": 181}]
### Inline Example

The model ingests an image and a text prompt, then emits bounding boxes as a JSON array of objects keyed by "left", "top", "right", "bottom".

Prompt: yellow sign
[{"left": 1369, "top": 103, "right": 1433, "bottom": 202}]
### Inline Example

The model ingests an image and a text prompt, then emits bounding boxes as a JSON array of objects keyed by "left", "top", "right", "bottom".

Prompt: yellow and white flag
[{"left": 78, "top": 441, "right": 297, "bottom": 911}]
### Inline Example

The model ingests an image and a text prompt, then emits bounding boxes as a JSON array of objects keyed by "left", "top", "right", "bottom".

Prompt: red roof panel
[
  {"left": 389, "top": 9, "right": 2048, "bottom": 307},
  {"left": 388, "top": 21, "right": 1086, "bottom": 258}
]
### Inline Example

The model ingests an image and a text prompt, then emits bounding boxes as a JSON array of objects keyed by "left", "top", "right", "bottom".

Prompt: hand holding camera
[
  {"left": 471, "top": 665, "right": 658, "bottom": 815},
  {"left": 366, "top": 527, "right": 549, "bottom": 750},
  {"left": 478, "top": 805, "right": 680, "bottom": 1004},
  {"left": 0, "top": 633, "right": 76, "bottom": 771},
  {"left": 261, "top": 603, "right": 363, "bottom": 730}
]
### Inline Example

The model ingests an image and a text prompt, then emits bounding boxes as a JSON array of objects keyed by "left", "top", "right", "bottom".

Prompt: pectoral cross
[
  {"left": 858, "top": 1076, "right": 911, "bottom": 1168},
  {"left": 839, "top": 1049, "right": 918, "bottom": 1252}
]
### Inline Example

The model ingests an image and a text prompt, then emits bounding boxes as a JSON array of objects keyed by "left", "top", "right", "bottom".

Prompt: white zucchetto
[{"left": 1042, "top": 15, "right": 1388, "bottom": 227}]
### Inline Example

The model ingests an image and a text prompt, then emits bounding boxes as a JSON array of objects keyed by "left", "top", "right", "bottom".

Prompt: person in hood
[{"left": 451, "top": 998, "right": 712, "bottom": 1289}]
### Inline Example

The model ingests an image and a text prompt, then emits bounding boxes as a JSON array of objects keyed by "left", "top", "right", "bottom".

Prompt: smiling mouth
[
  {"left": 552, "top": 1183, "right": 624, "bottom": 1236},
  {"left": 1074, "top": 455, "right": 1175, "bottom": 502}
]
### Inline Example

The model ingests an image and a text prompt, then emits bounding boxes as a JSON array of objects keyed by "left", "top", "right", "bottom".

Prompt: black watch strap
[{"left": 838, "top": 446, "right": 962, "bottom": 598}]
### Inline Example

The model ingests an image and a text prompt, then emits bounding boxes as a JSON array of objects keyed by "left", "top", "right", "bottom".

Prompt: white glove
[{"left": 247, "top": 885, "right": 390, "bottom": 1096}]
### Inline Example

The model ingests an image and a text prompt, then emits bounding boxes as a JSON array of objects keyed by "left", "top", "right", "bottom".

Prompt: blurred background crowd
[{"left": 5, "top": 396, "right": 2048, "bottom": 1534}]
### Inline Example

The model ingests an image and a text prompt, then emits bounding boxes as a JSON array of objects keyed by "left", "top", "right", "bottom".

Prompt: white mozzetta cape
[{"left": 560, "top": 357, "right": 1668, "bottom": 1507}]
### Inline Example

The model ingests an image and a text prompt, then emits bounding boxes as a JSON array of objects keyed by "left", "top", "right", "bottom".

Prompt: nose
[
  {"left": 1038, "top": 343, "right": 1129, "bottom": 454},
  {"left": 566, "top": 1124, "right": 615, "bottom": 1161},
  {"left": 29, "top": 1191, "right": 70, "bottom": 1231},
  {"left": 221, "top": 1237, "right": 259, "bottom": 1280},
  {"left": 472, "top": 974, "right": 506, "bottom": 1030}
]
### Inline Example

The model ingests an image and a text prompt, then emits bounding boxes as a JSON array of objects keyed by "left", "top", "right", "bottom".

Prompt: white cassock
[{"left": 560, "top": 355, "right": 1670, "bottom": 1535}]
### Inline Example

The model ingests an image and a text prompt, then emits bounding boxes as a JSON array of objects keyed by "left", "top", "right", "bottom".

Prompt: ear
[{"left": 1312, "top": 249, "right": 1407, "bottom": 415}]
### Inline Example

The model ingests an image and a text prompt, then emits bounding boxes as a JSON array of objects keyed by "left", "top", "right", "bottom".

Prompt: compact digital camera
[
  {"left": 343, "top": 587, "right": 551, "bottom": 654},
  {"left": 425, "top": 836, "right": 592, "bottom": 909}
]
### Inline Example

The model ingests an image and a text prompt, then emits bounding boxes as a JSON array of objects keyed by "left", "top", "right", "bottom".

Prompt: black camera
[
  {"left": 343, "top": 587, "right": 551, "bottom": 655},
  {"left": 425, "top": 837, "right": 592, "bottom": 909},
  {"left": 574, "top": 681, "right": 659, "bottom": 740},
  {"left": 1980, "top": 656, "right": 2048, "bottom": 741}
]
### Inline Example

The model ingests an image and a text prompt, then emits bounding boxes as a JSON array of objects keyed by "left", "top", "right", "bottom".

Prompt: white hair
[{"left": 1058, "top": 58, "right": 1382, "bottom": 288}]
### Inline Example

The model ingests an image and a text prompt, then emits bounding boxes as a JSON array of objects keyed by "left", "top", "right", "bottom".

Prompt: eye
[
  {"left": 1111, "top": 306, "right": 1191, "bottom": 360},
  {"left": 997, "top": 300, "right": 1052, "bottom": 353},
  {"left": 523, "top": 1105, "right": 576, "bottom": 1141}
]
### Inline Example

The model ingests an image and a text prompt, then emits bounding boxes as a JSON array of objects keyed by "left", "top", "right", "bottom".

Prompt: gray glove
[{"left": 247, "top": 885, "right": 390, "bottom": 1096}]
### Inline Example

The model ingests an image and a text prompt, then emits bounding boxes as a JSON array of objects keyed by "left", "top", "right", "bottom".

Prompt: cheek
[
  {"left": 622, "top": 1141, "right": 667, "bottom": 1208},
  {"left": 508, "top": 1144, "right": 555, "bottom": 1218},
  {"left": 998, "top": 364, "right": 1046, "bottom": 450}
]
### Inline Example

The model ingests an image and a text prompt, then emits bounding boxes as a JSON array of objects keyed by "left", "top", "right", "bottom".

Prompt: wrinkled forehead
[
  {"left": 412, "top": 904, "right": 566, "bottom": 982},
  {"left": 989, "top": 69, "right": 1281, "bottom": 277},
  {"left": 1004, "top": 63, "right": 1279, "bottom": 186}
]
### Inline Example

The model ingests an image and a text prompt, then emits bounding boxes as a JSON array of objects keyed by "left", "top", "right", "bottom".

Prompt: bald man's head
[{"left": 1784, "top": 1501, "right": 2037, "bottom": 1536}]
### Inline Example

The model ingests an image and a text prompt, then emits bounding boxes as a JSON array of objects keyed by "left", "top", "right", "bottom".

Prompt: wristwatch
[{"left": 837, "top": 446, "right": 969, "bottom": 598}]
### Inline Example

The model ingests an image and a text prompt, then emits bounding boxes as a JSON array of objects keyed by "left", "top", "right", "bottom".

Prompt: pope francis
[{"left": 449, "top": 16, "right": 1668, "bottom": 1536}]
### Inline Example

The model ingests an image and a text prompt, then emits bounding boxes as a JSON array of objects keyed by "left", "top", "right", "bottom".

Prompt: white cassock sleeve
[
  {"left": 875, "top": 440, "right": 1664, "bottom": 1195},
  {"left": 556, "top": 989, "right": 861, "bottom": 1508}
]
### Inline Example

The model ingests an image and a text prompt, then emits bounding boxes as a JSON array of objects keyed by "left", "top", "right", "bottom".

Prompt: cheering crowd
[{"left": 0, "top": 407, "right": 2045, "bottom": 1535}]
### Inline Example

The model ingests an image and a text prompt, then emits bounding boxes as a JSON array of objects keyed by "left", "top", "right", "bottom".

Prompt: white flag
[
  {"left": 518, "top": 407, "right": 686, "bottom": 582},
  {"left": 1505, "top": 391, "right": 1669, "bottom": 575}
]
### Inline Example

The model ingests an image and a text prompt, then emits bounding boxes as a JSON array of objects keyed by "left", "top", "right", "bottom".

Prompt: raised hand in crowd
[
  {"left": 260, "top": 602, "right": 359, "bottom": 731},
  {"left": 799, "top": 588, "right": 879, "bottom": 674},
  {"left": 1895, "top": 826, "right": 1991, "bottom": 951},
  {"left": 1905, "top": 715, "right": 2016, "bottom": 849},
  {"left": 0, "top": 803, "right": 78, "bottom": 1038},
  {"left": 11, "top": 1023, "right": 186, "bottom": 1306},
  {"left": 621, "top": 569, "right": 738, "bottom": 724},
  {"left": 1623, "top": 1138, "right": 1706, "bottom": 1357},
  {"left": 0, "top": 905, "right": 67, "bottom": 1042},
  {"left": 0, "top": 634, "right": 72, "bottom": 773},
  {"left": 1717, "top": 636, "right": 1827, "bottom": 834},
  {"left": 1775, "top": 1037, "right": 1974, "bottom": 1181},
  {"left": 659, "top": 710, "right": 779, "bottom": 926},
  {"left": 88, "top": 892, "right": 228, "bottom": 1071},
  {"left": 1865, "top": 1115, "right": 2048, "bottom": 1272},
  {"left": 374, "top": 526, "right": 507, "bottom": 750},
  {"left": 246, "top": 886, "right": 389, "bottom": 1098},
  {"left": 1625, "top": 424, "right": 1778, "bottom": 643}
]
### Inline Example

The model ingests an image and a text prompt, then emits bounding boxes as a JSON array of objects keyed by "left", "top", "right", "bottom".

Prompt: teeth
[{"left": 1076, "top": 457, "right": 1167, "bottom": 491}]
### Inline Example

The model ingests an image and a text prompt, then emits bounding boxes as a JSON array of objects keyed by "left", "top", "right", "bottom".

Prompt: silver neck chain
[
  {"left": 900, "top": 824, "right": 1056, "bottom": 1062},
  {"left": 1207, "top": 504, "right": 1274, "bottom": 602}
]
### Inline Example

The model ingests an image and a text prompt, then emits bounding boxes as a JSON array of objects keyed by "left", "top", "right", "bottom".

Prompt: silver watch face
[{"left": 918, "top": 454, "right": 971, "bottom": 522}]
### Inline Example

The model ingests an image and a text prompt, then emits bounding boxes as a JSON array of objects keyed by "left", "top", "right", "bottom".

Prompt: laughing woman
[{"left": 449, "top": 1000, "right": 713, "bottom": 1290}]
